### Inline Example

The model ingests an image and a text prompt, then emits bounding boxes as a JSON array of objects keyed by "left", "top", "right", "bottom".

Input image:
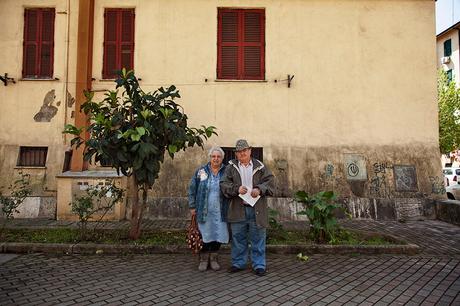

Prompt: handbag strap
[
  {"left": 190, "top": 214, "right": 198, "bottom": 229},
  {"left": 191, "top": 213, "right": 196, "bottom": 224}
]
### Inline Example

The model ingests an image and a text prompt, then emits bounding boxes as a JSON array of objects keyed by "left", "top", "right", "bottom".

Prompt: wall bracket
[{"left": 0, "top": 73, "right": 16, "bottom": 86}]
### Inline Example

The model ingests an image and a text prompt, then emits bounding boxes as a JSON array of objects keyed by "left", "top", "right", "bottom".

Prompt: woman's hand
[{"left": 190, "top": 209, "right": 196, "bottom": 216}]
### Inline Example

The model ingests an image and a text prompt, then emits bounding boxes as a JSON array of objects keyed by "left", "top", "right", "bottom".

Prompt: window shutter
[
  {"left": 23, "top": 8, "right": 54, "bottom": 78},
  {"left": 103, "top": 9, "right": 119, "bottom": 79},
  {"left": 103, "top": 9, "right": 135, "bottom": 79},
  {"left": 447, "top": 69, "right": 453, "bottom": 83},
  {"left": 243, "top": 11, "right": 264, "bottom": 79},
  {"left": 23, "top": 9, "right": 39, "bottom": 77},
  {"left": 218, "top": 10, "right": 239, "bottom": 79},
  {"left": 39, "top": 9, "right": 55, "bottom": 77},
  {"left": 217, "top": 9, "right": 264, "bottom": 80},
  {"left": 120, "top": 9, "right": 135, "bottom": 72},
  {"left": 444, "top": 39, "right": 452, "bottom": 57}
]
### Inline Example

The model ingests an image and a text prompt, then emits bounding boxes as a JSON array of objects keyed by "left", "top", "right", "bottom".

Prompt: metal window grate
[
  {"left": 221, "top": 147, "right": 263, "bottom": 165},
  {"left": 17, "top": 146, "right": 48, "bottom": 167}
]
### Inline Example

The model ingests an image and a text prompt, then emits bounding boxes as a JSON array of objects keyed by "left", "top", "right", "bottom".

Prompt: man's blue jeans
[{"left": 230, "top": 206, "right": 266, "bottom": 270}]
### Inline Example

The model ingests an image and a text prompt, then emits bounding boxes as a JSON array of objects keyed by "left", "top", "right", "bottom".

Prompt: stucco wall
[
  {"left": 0, "top": 0, "right": 443, "bottom": 219},
  {"left": 0, "top": 0, "right": 79, "bottom": 195}
]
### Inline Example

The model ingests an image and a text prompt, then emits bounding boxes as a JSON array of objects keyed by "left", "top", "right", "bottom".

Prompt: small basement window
[
  {"left": 221, "top": 147, "right": 263, "bottom": 165},
  {"left": 17, "top": 146, "right": 48, "bottom": 167}
]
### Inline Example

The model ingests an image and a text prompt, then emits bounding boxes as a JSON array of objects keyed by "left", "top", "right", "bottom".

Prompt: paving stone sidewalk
[{"left": 1, "top": 219, "right": 459, "bottom": 305}]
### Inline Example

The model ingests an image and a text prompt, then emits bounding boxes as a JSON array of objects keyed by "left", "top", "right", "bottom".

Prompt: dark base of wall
[
  {"left": 8, "top": 196, "right": 456, "bottom": 226},
  {"left": 138, "top": 196, "right": 438, "bottom": 222},
  {"left": 0, "top": 197, "right": 56, "bottom": 219},
  {"left": 435, "top": 200, "right": 460, "bottom": 226}
]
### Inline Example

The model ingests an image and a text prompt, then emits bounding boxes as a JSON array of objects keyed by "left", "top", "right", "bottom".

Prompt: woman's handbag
[{"left": 186, "top": 214, "right": 203, "bottom": 254}]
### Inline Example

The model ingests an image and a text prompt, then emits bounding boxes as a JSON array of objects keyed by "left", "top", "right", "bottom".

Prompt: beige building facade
[
  {"left": 437, "top": 27, "right": 460, "bottom": 87},
  {"left": 0, "top": 0, "right": 443, "bottom": 221}
]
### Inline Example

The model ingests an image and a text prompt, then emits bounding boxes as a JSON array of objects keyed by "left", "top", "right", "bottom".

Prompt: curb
[
  {"left": 267, "top": 244, "right": 420, "bottom": 256},
  {"left": 0, "top": 242, "right": 420, "bottom": 256}
]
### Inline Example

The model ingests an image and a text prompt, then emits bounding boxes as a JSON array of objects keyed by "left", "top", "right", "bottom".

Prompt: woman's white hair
[{"left": 208, "top": 146, "right": 225, "bottom": 159}]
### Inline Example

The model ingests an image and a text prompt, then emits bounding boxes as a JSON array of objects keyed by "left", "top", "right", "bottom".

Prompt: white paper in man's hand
[{"left": 239, "top": 192, "right": 260, "bottom": 207}]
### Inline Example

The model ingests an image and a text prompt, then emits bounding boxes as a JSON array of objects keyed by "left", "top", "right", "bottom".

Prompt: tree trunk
[
  {"left": 129, "top": 178, "right": 148, "bottom": 240},
  {"left": 128, "top": 175, "right": 141, "bottom": 240}
]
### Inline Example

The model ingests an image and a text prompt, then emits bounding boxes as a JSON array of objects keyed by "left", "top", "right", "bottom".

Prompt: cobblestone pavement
[{"left": 1, "top": 219, "right": 460, "bottom": 305}]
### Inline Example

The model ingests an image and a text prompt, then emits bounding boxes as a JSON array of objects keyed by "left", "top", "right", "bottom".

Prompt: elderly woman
[{"left": 188, "top": 146, "right": 229, "bottom": 271}]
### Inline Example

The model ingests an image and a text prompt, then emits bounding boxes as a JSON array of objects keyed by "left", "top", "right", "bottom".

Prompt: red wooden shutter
[
  {"left": 217, "top": 9, "right": 264, "bottom": 80},
  {"left": 242, "top": 11, "right": 264, "bottom": 80},
  {"left": 103, "top": 9, "right": 118, "bottom": 79},
  {"left": 121, "top": 9, "right": 135, "bottom": 72},
  {"left": 23, "top": 9, "right": 39, "bottom": 77},
  {"left": 103, "top": 8, "right": 135, "bottom": 79},
  {"left": 39, "top": 9, "right": 55, "bottom": 78},
  {"left": 218, "top": 10, "right": 239, "bottom": 79},
  {"left": 23, "top": 8, "right": 55, "bottom": 78}
]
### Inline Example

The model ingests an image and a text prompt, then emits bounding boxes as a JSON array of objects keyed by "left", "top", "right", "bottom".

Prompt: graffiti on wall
[
  {"left": 394, "top": 198, "right": 423, "bottom": 219},
  {"left": 319, "top": 163, "right": 341, "bottom": 190},
  {"left": 368, "top": 162, "right": 393, "bottom": 198},
  {"left": 373, "top": 162, "right": 392, "bottom": 174},
  {"left": 429, "top": 176, "right": 446, "bottom": 194},
  {"left": 344, "top": 154, "right": 367, "bottom": 181},
  {"left": 393, "top": 165, "right": 418, "bottom": 192},
  {"left": 325, "top": 163, "right": 334, "bottom": 178}
]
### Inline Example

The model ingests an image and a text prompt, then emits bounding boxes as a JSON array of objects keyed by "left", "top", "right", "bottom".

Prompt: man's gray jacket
[{"left": 220, "top": 158, "right": 275, "bottom": 228}]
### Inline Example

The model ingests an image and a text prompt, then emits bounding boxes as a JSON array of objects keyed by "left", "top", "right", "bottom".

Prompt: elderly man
[{"left": 220, "top": 139, "right": 274, "bottom": 276}]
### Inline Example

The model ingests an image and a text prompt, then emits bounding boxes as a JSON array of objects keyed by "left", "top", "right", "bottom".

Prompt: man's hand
[
  {"left": 238, "top": 186, "right": 248, "bottom": 195},
  {"left": 251, "top": 188, "right": 260, "bottom": 198}
]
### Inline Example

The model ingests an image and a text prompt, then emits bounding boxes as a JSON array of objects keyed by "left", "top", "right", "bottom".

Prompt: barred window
[{"left": 17, "top": 146, "right": 48, "bottom": 167}]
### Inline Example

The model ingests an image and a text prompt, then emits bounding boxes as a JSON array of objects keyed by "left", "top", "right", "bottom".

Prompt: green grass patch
[
  {"left": 267, "top": 228, "right": 400, "bottom": 246},
  {"left": 0, "top": 227, "right": 401, "bottom": 246},
  {"left": 328, "top": 229, "right": 398, "bottom": 245},
  {"left": 1, "top": 228, "right": 187, "bottom": 245}
]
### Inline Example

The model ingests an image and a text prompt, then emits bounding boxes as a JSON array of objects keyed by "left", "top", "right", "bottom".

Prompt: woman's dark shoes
[
  {"left": 209, "top": 253, "right": 220, "bottom": 271},
  {"left": 227, "top": 266, "right": 245, "bottom": 273},
  {"left": 198, "top": 253, "right": 209, "bottom": 272},
  {"left": 253, "top": 268, "right": 266, "bottom": 276}
]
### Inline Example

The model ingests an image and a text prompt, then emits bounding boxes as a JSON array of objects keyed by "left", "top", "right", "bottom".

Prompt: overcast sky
[{"left": 436, "top": 0, "right": 460, "bottom": 35}]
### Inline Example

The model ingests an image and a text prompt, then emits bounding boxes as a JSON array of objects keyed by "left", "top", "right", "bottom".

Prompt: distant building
[{"left": 0, "top": 0, "right": 444, "bottom": 221}]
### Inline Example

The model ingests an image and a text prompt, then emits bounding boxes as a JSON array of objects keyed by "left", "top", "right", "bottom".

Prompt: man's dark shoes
[
  {"left": 253, "top": 268, "right": 266, "bottom": 276},
  {"left": 228, "top": 266, "right": 244, "bottom": 273}
]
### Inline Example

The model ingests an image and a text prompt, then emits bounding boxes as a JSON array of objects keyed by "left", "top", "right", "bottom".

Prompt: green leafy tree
[
  {"left": 438, "top": 69, "right": 460, "bottom": 155},
  {"left": 70, "top": 182, "right": 123, "bottom": 240},
  {"left": 294, "top": 190, "right": 341, "bottom": 243},
  {"left": 0, "top": 171, "right": 31, "bottom": 238},
  {"left": 64, "top": 69, "right": 216, "bottom": 239}
]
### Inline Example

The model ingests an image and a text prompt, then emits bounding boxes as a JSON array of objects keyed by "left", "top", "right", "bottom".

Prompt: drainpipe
[
  {"left": 70, "top": 0, "right": 94, "bottom": 172},
  {"left": 62, "top": 0, "right": 71, "bottom": 144}
]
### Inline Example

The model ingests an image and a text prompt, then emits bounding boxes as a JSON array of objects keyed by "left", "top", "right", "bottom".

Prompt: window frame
[
  {"left": 102, "top": 8, "right": 135, "bottom": 79},
  {"left": 22, "top": 8, "right": 55, "bottom": 79},
  {"left": 17, "top": 146, "right": 48, "bottom": 167},
  {"left": 444, "top": 39, "right": 452, "bottom": 57},
  {"left": 217, "top": 8, "right": 265, "bottom": 81},
  {"left": 447, "top": 69, "right": 453, "bottom": 83}
]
